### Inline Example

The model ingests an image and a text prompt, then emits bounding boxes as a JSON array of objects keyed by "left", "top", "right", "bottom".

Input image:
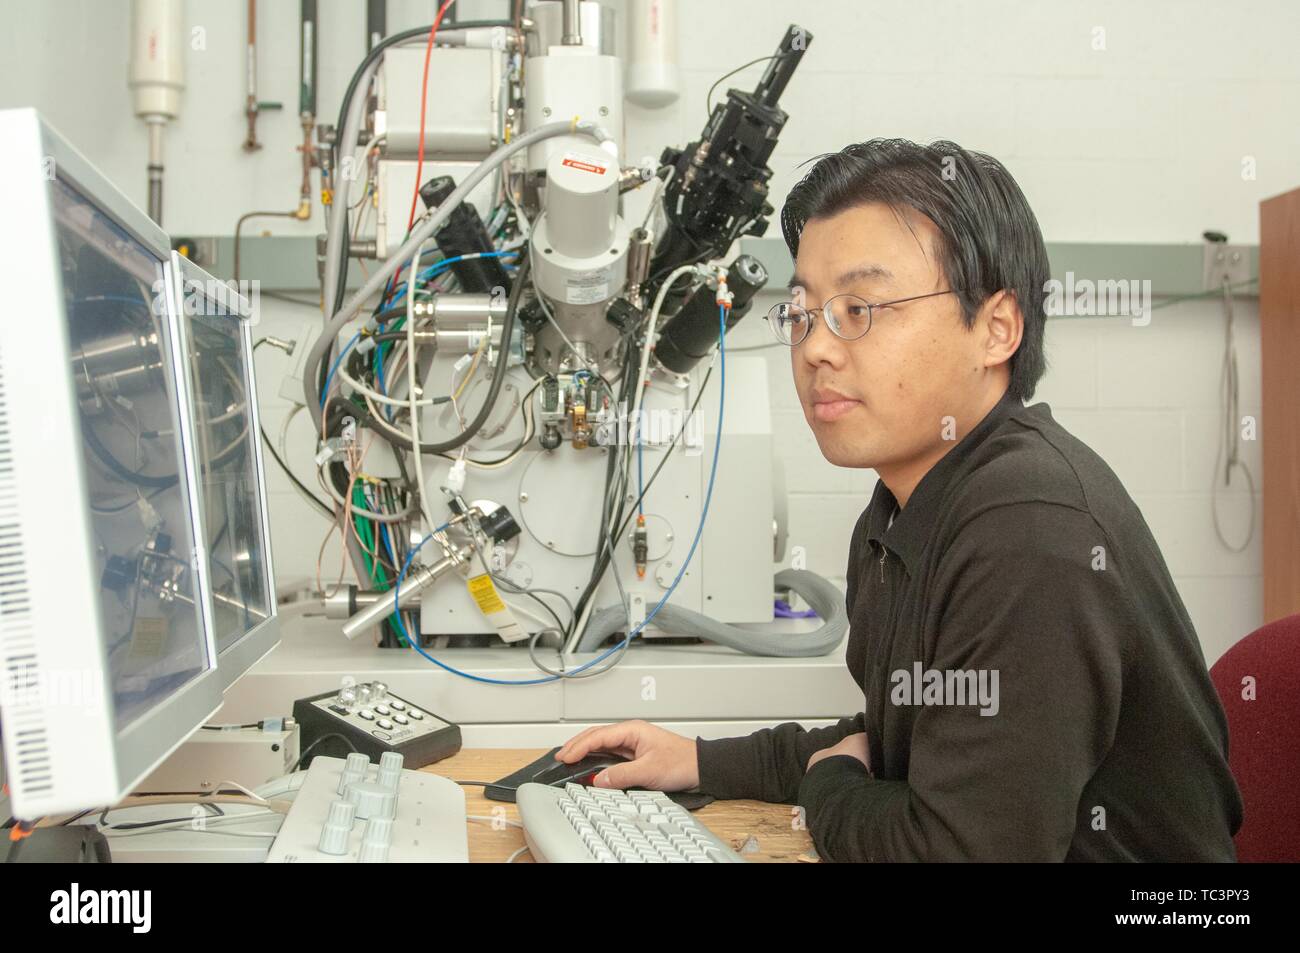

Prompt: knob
[
  {"left": 336, "top": 685, "right": 357, "bottom": 706},
  {"left": 345, "top": 753, "right": 370, "bottom": 773},
  {"left": 371, "top": 681, "right": 389, "bottom": 699},
  {"left": 338, "top": 767, "right": 365, "bottom": 795},
  {"left": 379, "top": 752, "right": 404, "bottom": 773},
  {"left": 318, "top": 800, "right": 356, "bottom": 855},
  {"left": 377, "top": 766, "right": 402, "bottom": 790},
  {"left": 357, "top": 683, "right": 374, "bottom": 705},
  {"left": 357, "top": 817, "right": 394, "bottom": 863},
  {"left": 346, "top": 780, "right": 396, "bottom": 819}
]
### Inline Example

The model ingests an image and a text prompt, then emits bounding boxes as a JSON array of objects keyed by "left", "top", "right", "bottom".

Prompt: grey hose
[
  {"left": 323, "top": 58, "right": 381, "bottom": 321},
  {"left": 304, "top": 118, "right": 615, "bottom": 429},
  {"left": 573, "top": 569, "right": 849, "bottom": 657}
]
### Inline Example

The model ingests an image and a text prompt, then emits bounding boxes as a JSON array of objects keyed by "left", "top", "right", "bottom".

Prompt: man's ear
[{"left": 982, "top": 289, "right": 1024, "bottom": 371}]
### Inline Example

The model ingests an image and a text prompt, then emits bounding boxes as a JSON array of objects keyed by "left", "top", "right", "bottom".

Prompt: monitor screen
[
  {"left": 176, "top": 283, "right": 272, "bottom": 658},
  {"left": 54, "top": 174, "right": 212, "bottom": 731}
]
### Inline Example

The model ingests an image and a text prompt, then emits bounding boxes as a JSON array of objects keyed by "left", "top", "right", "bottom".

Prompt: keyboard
[
  {"left": 515, "top": 781, "right": 745, "bottom": 863},
  {"left": 264, "top": 753, "right": 468, "bottom": 863}
]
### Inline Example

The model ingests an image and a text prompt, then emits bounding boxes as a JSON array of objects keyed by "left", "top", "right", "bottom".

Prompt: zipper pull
[{"left": 879, "top": 547, "right": 886, "bottom": 583}]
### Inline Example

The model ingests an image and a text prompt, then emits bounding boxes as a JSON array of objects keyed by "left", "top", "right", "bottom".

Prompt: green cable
[{"left": 352, "top": 480, "right": 407, "bottom": 645}]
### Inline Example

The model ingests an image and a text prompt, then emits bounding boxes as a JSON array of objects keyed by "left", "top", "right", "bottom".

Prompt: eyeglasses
[{"left": 766, "top": 289, "right": 962, "bottom": 346}]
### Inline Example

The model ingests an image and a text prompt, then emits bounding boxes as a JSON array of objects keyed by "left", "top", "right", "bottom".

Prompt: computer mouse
[{"left": 531, "top": 750, "right": 629, "bottom": 787}]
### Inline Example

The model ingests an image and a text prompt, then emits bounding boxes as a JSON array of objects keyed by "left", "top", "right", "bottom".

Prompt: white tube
[
  {"left": 626, "top": 0, "right": 678, "bottom": 108},
  {"left": 128, "top": 0, "right": 186, "bottom": 119}
]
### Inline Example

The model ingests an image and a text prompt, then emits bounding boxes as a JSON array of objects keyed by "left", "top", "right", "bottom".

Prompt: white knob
[
  {"left": 345, "top": 753, "right": 370, "bottom": 773},
  {"left": 338, "top": 767, "right": 365, "bottom": 795},
  {"left": 346, "top": 780, "right": 395, "bottom": 819},
  {"left": 377, "top": 766, "right": 402, "bottom": 790},
  {"left": 379, "top": 752, "right": 404, "bottom": 773},
  {"left": 363, "top": 816, "right": 394, "bottom": 846},
  {"left": 318, "top": 800, "right": 356, "bottom": 855},
  {"left": 357, "top": 817, "right": 394, "bottom": 862}
]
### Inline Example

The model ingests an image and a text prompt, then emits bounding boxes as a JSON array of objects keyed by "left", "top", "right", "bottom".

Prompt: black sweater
[{"left": 695, "top": 389, "right": 1243, "bottom": 861}]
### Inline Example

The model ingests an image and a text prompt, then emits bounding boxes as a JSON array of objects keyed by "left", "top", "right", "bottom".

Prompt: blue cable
[
  {"left": 322, "top": 330, "right": 364, "bottom": 408},
  {"left": 392, "top": 302, "right": 730, "bottom": 684},
  {"left": 386, "top": 250, "right": 520, "bottom": 306}
]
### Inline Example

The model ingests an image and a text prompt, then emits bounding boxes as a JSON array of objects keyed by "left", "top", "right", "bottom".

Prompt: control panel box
[{"left": 293, "top": 680, "right": 461, "bottom": 769}]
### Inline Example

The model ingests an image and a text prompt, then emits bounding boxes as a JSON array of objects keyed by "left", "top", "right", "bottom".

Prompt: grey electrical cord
[
  {"left": 573, "top": 569, "right": 850, "bottom": 657},
  {"left": 323, "top": 57, "right": 382, "bottom": 321},
  {"left": 1212, "top": 276, "right": 1256, "bottom": 552},
  {"left": 306, "top": 118, "right": 615, "bottom": 429}
]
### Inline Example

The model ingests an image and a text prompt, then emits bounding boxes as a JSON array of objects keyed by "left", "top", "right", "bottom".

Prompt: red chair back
[{"left": 1209, "top": 613, "right": 1300, "bottom": 862}]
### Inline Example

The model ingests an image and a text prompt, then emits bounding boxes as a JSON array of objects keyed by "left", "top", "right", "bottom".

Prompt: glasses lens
[
  {"left": 825, "top": 294, "right": 872, "bottom": 340},
  {"left": 767, "top": 301, "right": 808, "bottom": 345}
]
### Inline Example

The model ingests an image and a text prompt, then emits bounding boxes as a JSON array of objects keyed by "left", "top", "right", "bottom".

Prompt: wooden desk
[{"left": 425, "top": 748, "right": 818, "bottom": 863}]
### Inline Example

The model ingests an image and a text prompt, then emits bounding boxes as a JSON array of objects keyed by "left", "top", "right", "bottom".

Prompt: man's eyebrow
[{"left": 786, "top": 263, "right": 893, "bottom": 293}]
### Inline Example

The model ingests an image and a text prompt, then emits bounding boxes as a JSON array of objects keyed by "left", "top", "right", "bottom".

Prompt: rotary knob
[
  {"left": 357, "top": 817, "right": 394, "bottom": 863},
  {"left": 345, "top": 753, "right": 370, "bottom": 773},
  {"left": 318, "top": 800, "right": 356, "bottom": 855},
  {"left": 345, "top": 780, "right": 396, "bottom": 820}
]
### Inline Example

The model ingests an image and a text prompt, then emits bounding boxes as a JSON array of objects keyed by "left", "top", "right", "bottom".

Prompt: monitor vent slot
[{"left": 0, "top": 346, "right": 52, "bottom": 795}]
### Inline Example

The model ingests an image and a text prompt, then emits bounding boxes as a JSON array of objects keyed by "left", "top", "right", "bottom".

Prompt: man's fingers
[
  {"left": 555, "top": 726, "right": 606, "bottom": 762},
  {"left": 557, "top": 722, "right": 645, "bottom": 763},
  {"left": 591, "top": 759, "right": 650, "bottom": 790}
]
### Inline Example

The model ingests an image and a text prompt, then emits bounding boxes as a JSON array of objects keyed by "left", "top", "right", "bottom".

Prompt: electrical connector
[{"left": 445, "top": 458, "right": 467, "bottom": 493}]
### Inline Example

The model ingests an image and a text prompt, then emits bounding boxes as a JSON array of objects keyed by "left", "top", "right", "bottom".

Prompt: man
[{"left": 557, "top": 139, "right": 1243, "bottom": 861}]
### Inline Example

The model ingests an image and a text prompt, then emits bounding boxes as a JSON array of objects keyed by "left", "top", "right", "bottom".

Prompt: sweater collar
[{"left": 865, "top": 387, "right": 1021, "bottom": 576}]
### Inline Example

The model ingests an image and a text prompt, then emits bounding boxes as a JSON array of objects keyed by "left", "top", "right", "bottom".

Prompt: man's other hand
[{"left": 806, "top": 733, "right": 870, "bottom": 773}]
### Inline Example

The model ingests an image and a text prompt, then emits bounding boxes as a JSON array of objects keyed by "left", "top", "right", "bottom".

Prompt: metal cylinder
[
  {"left": 626, "top": 227, "right": 653, "bottom": 299},
  {"left": 426, "top": 293, "right": 510, "bottom": 325},
  {"left": 341, "top": 546, "right": 470, "bottom": 640}
]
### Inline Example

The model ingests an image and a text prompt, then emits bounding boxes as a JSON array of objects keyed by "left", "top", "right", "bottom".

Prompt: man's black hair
[{"left": 780, "top": 139, "right": 1050, "bottom": 401}]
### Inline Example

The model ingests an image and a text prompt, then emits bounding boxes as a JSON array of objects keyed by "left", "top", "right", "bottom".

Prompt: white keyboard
[
  {"left": 516, "top": 782, "right": 745, "bottom": 863},
  {"left": 265, "top": 753, "right": 468, "bottom": 863}
]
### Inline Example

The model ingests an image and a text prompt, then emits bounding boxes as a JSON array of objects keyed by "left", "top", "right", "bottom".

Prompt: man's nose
[{"left": 797, "top": 311, "right": 848, "bottom": 367}]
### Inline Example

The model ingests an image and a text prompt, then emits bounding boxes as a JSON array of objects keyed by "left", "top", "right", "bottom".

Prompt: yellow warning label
[{"left": 467, "top": 574, "right": 506, "bottom": 615}]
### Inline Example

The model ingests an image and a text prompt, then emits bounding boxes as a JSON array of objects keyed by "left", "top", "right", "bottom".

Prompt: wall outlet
[{"left": 1202, "top": 243, "right": 1251, "bottom": 292}]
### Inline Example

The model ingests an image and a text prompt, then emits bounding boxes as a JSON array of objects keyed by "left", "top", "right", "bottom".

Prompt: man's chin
[{"left": 811, "top": 434, "right": 877, "bottom": 470}]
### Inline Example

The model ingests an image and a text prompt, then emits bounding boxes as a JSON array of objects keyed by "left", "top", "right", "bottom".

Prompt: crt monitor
[
  {"left": 0, "top": 108, "right": 222, "bottom": 818},
  {"left": 168, "top": 252, "right": 279, "bottom": 690}
]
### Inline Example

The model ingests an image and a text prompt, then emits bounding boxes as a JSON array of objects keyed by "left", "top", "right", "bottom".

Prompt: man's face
[{"left": 788, "top": 202, "right": 996, "bottom": 475}]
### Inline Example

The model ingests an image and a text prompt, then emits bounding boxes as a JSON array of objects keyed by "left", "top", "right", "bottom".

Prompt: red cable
[{"left": 405, "top": 0, "right": 458, "bottom": 235}]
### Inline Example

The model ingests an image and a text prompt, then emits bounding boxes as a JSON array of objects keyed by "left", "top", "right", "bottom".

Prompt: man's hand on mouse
[
  {"left": 555, "top": 720, "right": 700, "bottom": 792},
  {"left": 805, "top": 732, "right": 869, "bottom": 773}
]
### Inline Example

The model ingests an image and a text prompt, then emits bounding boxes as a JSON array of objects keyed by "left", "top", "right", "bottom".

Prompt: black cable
[
  {"left": 292, "top": 732, "right": 357, "bottom": 771},
  {"left": 613, "top": 362, "right": 714, "bottom": 543},
  {"left": 259, "top": 422, "right": 333, "bottom": 517},
  {"left": 81, "top": 416, "right": 177, "bottom": 489},
  {"left": 366, "top": 254, "right": 532, "bottom": 457},
  {"left": 571, "top": 337, "right": 637, "bottom": 626},
  {"left": 96, "top": 803, "right": 224, "bottom": 832}
]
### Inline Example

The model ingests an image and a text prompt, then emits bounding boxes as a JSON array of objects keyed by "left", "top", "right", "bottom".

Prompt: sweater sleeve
[
  {"left": 695, "top": 505, "right": 871, "bottom": 803},
  {"left": 798, "top": 501, "right": 1125, "bottom": 861},
  {"left": 695, "top": 712, "right": 865, "bottom": 802}
]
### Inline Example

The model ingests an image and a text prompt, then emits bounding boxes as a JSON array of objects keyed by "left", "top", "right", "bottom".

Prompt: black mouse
[
  {"left": 531, "top": 750, "right": 629, "bottom": 787},
  {"left": 483, "top": 746, "right": 716, "bottom": 810}
]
